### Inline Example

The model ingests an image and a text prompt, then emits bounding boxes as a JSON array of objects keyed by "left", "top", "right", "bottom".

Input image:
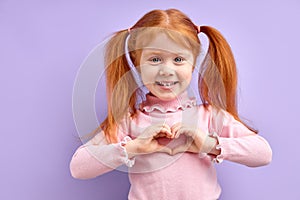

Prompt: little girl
[{"left": 70, "top": 9, "right": 272, "bottom": 200}]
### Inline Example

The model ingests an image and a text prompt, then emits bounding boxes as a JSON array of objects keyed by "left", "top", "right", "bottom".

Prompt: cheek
[
  {"left": 140, "top": 66, "right": 156, "bottom": 83},
  {"left": 178, "top": 68, "right": 193, "bottom": 82}
]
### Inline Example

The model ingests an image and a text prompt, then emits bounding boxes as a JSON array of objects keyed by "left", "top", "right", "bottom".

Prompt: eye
[
  {"left": 149, "top": 57, "right": 162, "bottom": 63},
  {"left": 174, "top": 56, "right": 184, "bottom": 63}
]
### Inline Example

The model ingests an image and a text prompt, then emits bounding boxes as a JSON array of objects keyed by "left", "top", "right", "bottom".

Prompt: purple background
[{"left": 1, "top": 0, "right": 299, "bottom": 199}]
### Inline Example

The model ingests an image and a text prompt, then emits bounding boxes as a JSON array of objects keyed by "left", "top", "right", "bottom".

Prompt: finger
[
  {"left": 161, "top": 124, "right": 173, "bottom": 138},
  {"left": 174, "top": 128, "right": 186, "bottom": 139},
  {"left": 161, "top": 123, "right": 171, "bottom": 131},
  {"left": 157, "top": 127, "right": 172, "bottom": 138},
  {"left": 156, "top": 145, "right": 172, "bottom": 155},
  {"left": 187, "top": 145, "right": 200, "bottom": 153},
  {"left": 154, "top": 131, "right": 171, "bottom": 138},
  {"left": 153, "top": 133, "right": 164, "bottom": 138},
  {"left": 185, "top": 137, "right": 200, "bottom": 153},
  {"left": 172, "top": 142, "right": 199, "bottom": 155},
  {"left": 147, "top": 125, "right": 169, "bottom": 136},
  {"left": 180, "top": 127, "right": 199, "bottom": 140},
  {"left": 190, "top": 129, "right": 206, "bottom": 148},
  {"left": 173, "top": 136, "right": 193, "bottom": 155},
  {"left": 171, "top": 123, "right": 183, "bottom": 139},
  {"left": 186, "top": 136, "right": 194, "bottom": 146},
  {"left": 171, "top": 122, "right": 182, "bottom": 135},
  {"left": 172, "top": 144, "right": 188, "bottom": 155},
  {"left": 172, "top": 123, "right": 195, "bottom": 139}
]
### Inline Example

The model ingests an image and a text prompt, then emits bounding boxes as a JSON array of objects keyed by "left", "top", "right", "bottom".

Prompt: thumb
[
  {"left": 172, "top": 137, "right": 194, "bottom": 155},
  {"left": 172, "top": 144, "right": 188, "bottom": 155},
  {"left": 156, "top": 145, "right": 172, "bottom": 155}
]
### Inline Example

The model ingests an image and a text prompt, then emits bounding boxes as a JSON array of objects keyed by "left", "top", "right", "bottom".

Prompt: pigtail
[
  {"left": 99, "top": 30, "right": 138, "bottom": 143},
  {"left": 199, "top": 26, "right": 257, "bottom": 133}
]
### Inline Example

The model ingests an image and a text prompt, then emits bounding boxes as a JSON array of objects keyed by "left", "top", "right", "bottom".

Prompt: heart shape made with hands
[{"left": 153, "top": 128, "right": 203, "bottom": 156}]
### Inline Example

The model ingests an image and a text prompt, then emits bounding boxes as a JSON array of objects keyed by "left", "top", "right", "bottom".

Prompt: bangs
[{"left": 129, "top": 27, "right": 200, "bottom": 58}]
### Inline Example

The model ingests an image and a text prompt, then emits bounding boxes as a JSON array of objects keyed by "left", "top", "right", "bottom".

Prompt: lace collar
[{"left": 140, "top": 92, "right": 197, "bottom": 113}]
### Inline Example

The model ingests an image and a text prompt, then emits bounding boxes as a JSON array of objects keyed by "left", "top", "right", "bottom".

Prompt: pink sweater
[{"left": 70, "top": 93, "right": 272, "bottom": 200}]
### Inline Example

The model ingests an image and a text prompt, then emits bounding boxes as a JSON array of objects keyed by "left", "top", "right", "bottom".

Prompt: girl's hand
[
  {"left": 171, "top": 123, "right": 219, "bottom": 155},
  {"left": 125, "top": 124, "right": 173, "bottom": 158}
]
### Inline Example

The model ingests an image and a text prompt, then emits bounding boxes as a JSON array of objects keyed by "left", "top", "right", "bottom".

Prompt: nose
[{"left": 159, "top": 64, "right": 175, "bottom": 76}]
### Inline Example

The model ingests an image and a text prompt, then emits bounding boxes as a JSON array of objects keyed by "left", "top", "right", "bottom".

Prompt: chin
[
  {"left": 159, "top": 96, "right": 177, "bottom": 101},
  {"left": 155, "top": 92, "right": 180, "bottom": 101}
]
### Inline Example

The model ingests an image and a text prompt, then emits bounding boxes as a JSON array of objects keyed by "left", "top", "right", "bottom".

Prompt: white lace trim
[
  {"left": 119, "top": 136, "right": 135, "bottom": 167},
  {"left": 209, "top": 132, "right": 223, "bottom": 164},
  {"left": 141, "top": 98, "right": 197, "bottom": 113}
]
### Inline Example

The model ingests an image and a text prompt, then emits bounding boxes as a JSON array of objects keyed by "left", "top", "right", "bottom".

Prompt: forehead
[{"left": 141, "top": 33, "right": 192, "bottom": 56}]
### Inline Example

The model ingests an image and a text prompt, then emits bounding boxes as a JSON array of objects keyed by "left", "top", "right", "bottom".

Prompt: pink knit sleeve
[
  {"left": 209, "top": 109, "right": 272, "bottom": 167},
  {"left": 69, "top": 119, "right": 135, "bottom": 179}
]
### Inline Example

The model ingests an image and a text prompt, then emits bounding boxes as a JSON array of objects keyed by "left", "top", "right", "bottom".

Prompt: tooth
[{"left": 156, "top": 81, "right": 177, "bottom": 86}]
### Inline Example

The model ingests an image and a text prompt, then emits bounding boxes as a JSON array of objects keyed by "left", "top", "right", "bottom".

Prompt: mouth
[{"left": 155, "top": 81, "right": 179, "bottom": 87}]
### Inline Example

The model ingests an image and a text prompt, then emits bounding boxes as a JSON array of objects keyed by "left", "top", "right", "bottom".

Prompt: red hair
[{"left": 95, "top": 9, "right": 256, "bottom": 143}]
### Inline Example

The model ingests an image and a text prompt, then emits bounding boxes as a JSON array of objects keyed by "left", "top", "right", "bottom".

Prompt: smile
[{"left": 155, "top": 81, "right": 179, "bottom": 87}]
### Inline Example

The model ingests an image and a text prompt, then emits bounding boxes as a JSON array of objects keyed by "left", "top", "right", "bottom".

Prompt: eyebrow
[{"left": 142, "top": 49, "right": 190, "bottom": 57}]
